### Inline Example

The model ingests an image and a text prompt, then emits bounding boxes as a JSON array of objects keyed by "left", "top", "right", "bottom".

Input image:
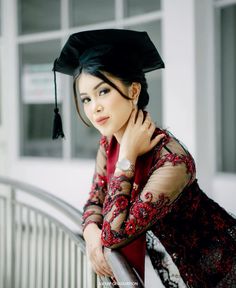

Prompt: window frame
[{"left": 214, "top": 0, "right": 236, "bottom": 174}]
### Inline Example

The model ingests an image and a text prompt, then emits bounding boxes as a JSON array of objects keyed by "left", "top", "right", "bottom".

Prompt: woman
[{"left": 53, "top": 29, "right": 236, "bottom": 287}]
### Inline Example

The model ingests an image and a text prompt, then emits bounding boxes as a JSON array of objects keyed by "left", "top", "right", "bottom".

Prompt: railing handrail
[
  {"left": 0, "top": 175, "right": 144, "bottom": 287},
  {"left": 0, "top": 175, "right": 83, "bottom": 231}
]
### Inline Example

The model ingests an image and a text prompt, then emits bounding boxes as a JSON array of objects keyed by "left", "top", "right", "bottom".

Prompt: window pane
[
  {"left": 18, "top": 0, "right": 60, "bottom": 34},
  {"left": 124, "top": 0, "right": 161, "bottom": 17},
  {"left": 128, "top": 21, "right": 163, "bottom": 127},
  {"left": 69, "top": 0, "right": 115, "bottom": 27},
  {"left": 19, "top": 40, "right": 63, "bottom": 157},
  {"left": 218, "top": 5, "right": 236, "bottom": 173}
]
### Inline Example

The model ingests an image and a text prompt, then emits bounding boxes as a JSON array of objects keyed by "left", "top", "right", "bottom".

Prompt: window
[
  {"left": 18, "top": 0, "right": 163, "bottom": 159},
  {"left": 19, "top": 40, "right": 63, "bottom": 157},
  {"left": 18, "top": 0, "right": 60, "bottom": 35},
  {"left": 216, "top": 3, "right": 236, "bottom": 173},
  {"left": 124, "top": 0, "right": 161, "bottom": 17},
  {"left": 69, "top": 0, "right": 115, "bottom": 27}
]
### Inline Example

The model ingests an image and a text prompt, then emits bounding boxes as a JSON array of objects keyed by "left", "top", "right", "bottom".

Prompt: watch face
[{"left": 120, "top": 158, "right": 131, "bottom": 170}]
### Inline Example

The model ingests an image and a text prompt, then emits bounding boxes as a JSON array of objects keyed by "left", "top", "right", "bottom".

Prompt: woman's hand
[
  {"left": 119, "top": 109, "right": 165, "bottom": 161},
  {"left": 84, "top": 224, "right": 114, "bottom": 277}
]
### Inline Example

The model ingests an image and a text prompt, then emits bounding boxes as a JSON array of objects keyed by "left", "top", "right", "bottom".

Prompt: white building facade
[{"left": 0, "top": 0, "right": 235, "bottom": 214}]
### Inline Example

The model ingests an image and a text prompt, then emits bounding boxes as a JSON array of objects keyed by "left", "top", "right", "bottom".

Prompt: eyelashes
[
  {"left": 81, "top": 97, "right": 90, "bottom": 104},
  {"left": 81, "top": 87, "right": 111, "bottom": 104},
  {"left": 99, "top": 88, "right": 110, "bottom": 96}
]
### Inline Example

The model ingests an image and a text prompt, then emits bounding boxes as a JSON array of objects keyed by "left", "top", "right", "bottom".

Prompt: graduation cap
[{"left": 52, "top": 29, "right": 165, "bottom": 139}]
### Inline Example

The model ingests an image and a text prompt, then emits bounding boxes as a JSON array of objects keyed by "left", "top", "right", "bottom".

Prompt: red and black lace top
[{"left": 82, "top": 128, "right": 236, "bottom": 287}]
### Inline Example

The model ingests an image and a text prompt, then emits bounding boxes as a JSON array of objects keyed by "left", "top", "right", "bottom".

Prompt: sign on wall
[{"left": 22, "top": 64, "right": 62, "bottom": 104}]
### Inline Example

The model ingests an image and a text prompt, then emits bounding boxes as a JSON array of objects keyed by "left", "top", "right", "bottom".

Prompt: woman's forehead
[{"left": 77, "top": 72, "right": 121, "bottom": 91}]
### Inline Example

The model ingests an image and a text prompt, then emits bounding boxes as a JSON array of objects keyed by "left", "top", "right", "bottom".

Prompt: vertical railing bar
[
  {"left": 19, "top": 204, "right": 23, "bottom": 288},
  {"left": 83, "top": 252, "right": 87, "bottom": 288},
  {"left": 5, "top": 189, "right": 13, "bottom": 288},
  {"left": 79, "top": 249, "right": 83, "bottom": 288},
  {"left": 68, "top": 237, "right": 71, "bottom": 288},
  {"left": 31, "top": 210, "right": 36, "bottom": 288},
  {"left": 61, "top": 231, "right": 65, "bottom": 288},
  {"left": 41, "top": 216, "right": 45, "bottom": 288},
  {"left": 11, "top": 191, "right": 16, "bottom": 288},
  {"left": 14, "top": 202, "right": 20, "bottom": 288},
  {"left": 0, "top": 198, "right": 3, "bottom": 288},
  {"left": 57, "top": 228, "right": 60, "bottom": 288},
  {"left": 63, "top": 232, "right": 68, "bottom": 287},
  {"left": 14, "top": 203, "right": 18, "bottom": 288},
  {"left": 7, "top": 188, "right": 15, "bottom": 288},
  {"left": 0, "top": 198, "right": 5, "bottom": 288},
  {"left": 74, "top": 244, "right": 77, "bottom": 288},
  {"left": 55, "top": 226, "right": 58, "bottom": 288},
  {"left": 51, "top": 222, "right": 56, "bottom": 287},
  {"left": 39, "top": 215, "right": 44, "bottom": 288},
  {"left": 44, "top": 217, "right": 50, "bottom": 288},
  {"left": 4, "top": 199, "right": 7, "bottom": 287},
  {"left": 38, "top": 214, "right": 43, "bottom": 288},
  {"left": 35, "top": 213, "right": 39, "bottom": 288},
  {"left": 26, "top": 207, "right": 30, "bottom": 288},
  {"left": 48, "top": 221, "right": 51, "bottom": 288}
]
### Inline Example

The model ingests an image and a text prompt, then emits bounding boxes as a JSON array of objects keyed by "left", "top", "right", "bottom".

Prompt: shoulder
[{"left": 151, "top": 128, "right": 196, "bottom": 184}]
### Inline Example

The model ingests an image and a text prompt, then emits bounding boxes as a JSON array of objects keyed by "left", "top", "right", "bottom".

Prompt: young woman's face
[{"left": 77, "top": 72, "right": 134, "bottom": 139}]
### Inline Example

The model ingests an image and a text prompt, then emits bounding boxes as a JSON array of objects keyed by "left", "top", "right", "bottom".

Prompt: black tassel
[
  {"left": 52, "top": 108, "right": 65, "bottom": 139},
  {"left": 52, "top": 59, "right": 65, "bottom": 139}
]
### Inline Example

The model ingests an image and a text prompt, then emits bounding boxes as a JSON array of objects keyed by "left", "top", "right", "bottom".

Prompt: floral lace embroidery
[
  {"left": 149, "top": 153, "right": 196, "bottom": 186},
  {"left": 150, "top": 181, "right": 236, "bottom": 287},
  {"left": 101, "top": 185, "right": 173, "bottom": 248},
  {"left": 100, "top": 136, "right": 109, "bottom": 155},
  {"left": 82, "top": 172, "right": 107, "bottom": 231}
]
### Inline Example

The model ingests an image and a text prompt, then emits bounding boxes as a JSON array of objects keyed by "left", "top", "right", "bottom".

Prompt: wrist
[
  {"left": 118, "top": 151, "right": 137, "bottom": 164},
  {"left": 116, "top": 157, "right": 136, "bottom": 178},
  {"left": 83, "top": 222, "right": 101, "bottom": 241}
]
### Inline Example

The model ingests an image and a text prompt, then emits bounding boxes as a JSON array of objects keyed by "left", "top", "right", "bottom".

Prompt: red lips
[{"left": 95, "top": 116, "right": 110, "bottom": 125}]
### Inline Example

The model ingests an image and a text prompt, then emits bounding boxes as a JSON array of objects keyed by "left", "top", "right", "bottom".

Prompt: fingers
[
  {"left": 127, "top": 107, "right": 138, "bottom": 126},
  {"left": 150, "top": 133, "right": 165, "bottom": 149},
  {"left": 89, "top": 247, "right": 114, "bottom": 277},
  {"left": 135, "top": 109, "right": 144, "bottom": 125}
]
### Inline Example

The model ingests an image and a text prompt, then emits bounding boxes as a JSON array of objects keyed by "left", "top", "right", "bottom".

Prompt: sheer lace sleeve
[
  {"left": 82, "top": 136, "right": 108, "bottom": 231},
  {"left": 101, "top": 136, "right": 196, "bottom": 249}
]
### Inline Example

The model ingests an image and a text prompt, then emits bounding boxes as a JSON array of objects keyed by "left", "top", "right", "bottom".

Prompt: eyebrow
[{"left": 80, "top": 81, "right": 105, "bottom": 97}]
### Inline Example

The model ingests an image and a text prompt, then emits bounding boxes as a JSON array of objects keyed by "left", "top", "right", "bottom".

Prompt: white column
[
  {"left": 1, "top": 0, "right": 18, "bottom": 176},
  {"left": 162, "top": 0, "right": 196, "bottom": 156},
  {"left": 162, "top": 0, "right": 215, "bottom": 195},
  {"left": 194, "top": 0, "right": 215, "bottom": 195}
]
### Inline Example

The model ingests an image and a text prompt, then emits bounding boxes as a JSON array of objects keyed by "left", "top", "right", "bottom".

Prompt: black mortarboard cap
[{"left": 52, "top": 29, "right": 165, "bottom": 139}]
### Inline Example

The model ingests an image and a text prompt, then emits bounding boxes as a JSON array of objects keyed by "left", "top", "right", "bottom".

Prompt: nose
[{"left": 93, "top": 102, "right": 104, "bottom": 114}]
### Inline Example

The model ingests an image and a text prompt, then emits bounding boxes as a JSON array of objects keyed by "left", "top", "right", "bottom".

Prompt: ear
[{"left": 129, "top": 82, "right": 141, "bottom": 103}]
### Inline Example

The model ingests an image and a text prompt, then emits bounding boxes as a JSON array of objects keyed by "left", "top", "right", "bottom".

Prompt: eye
[
  {"left": 99, "top": 88, "right": 110, "bottom": 96},
  {"left": 81, "top": 97, "right": 90, "bottom": 104}
]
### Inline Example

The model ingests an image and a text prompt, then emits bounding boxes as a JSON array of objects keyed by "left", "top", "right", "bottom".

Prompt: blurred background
[{"left": 0, "top": 0, "right": 235, "bottom": 215}]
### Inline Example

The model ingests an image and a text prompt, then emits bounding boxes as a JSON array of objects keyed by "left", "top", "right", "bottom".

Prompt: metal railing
[{"left": 0, "top": 176, "right": 144, "bottom": 288}]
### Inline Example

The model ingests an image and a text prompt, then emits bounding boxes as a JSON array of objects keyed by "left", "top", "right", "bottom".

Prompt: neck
[{"left": 113, "top": 122, "right": 128, "bottom": 144}]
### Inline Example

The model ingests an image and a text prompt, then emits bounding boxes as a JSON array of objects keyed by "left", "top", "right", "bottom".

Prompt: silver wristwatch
[{"left": 116, "top": 158, "right": 135, "bottom": 177}]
